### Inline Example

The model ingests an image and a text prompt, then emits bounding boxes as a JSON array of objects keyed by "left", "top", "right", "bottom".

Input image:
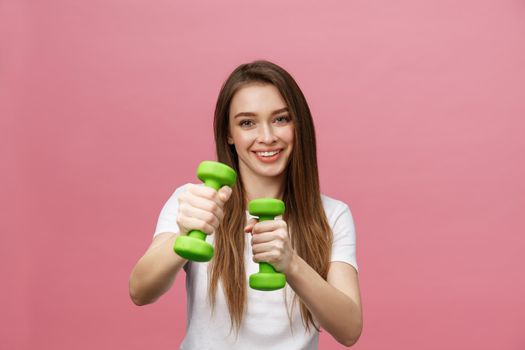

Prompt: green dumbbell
[
  {"left": 174, "top": 161, "right": 237, "bottom": 262},
  {"left": 248, "top": 198, "right": 287, "bottom": 291}
]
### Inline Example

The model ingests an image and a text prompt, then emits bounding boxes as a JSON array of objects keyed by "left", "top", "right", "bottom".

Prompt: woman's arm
[
  {"left": 285, "top": 257, "right": 363, "bottom": 347},
  {"left": 247, "top": 217, "right": 363, "bottom": 347},
  {"left": 128, "top": 232, "right": 187, "bottom": 306},
  {"left": 129, "top": 184, "right": 233, "bottom": 306}
]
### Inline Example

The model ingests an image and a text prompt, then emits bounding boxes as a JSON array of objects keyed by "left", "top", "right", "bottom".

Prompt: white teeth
[{"left": 256, "top": 150, "right": 280, "bottom": 157}]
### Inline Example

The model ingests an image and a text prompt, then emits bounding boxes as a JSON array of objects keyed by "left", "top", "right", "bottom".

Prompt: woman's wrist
[{"left": 284, "top": 252, "right": 301, "bottom": 277}]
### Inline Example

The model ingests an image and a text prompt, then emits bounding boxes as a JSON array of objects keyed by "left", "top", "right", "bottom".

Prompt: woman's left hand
[{"left": 244, "top": 217, "right": 296, "bottom": 273}]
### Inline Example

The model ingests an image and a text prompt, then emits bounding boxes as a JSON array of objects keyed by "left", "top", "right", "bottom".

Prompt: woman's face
[{"left": 228, "top": 83, "right": 294, "bottom": 181}]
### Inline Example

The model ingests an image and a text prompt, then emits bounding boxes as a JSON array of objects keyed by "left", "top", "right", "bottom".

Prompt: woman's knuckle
[
  {"left": 203, "top": 188, "right": 215, "bottom": 200},
  {"left": 196, "top": 221, "right": 206, "bottom": 231},
  {"left": 202, "top": 212, "right": 211, "bottom": 224},
  {"left": 209, "top": 201, "right": 218, "bottom": 213},
  {"left": 179, "top": 202, "right": 188, "bottom": 213}
]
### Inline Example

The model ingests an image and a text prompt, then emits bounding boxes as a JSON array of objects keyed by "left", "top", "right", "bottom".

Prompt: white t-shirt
[{"left": 154, "top": 183, "right": 358, "bottom": 350}]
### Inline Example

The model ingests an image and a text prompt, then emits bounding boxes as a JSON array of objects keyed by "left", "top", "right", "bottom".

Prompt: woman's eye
[
  {"left": 240, "top": 120, "right": 254, "bottom": 128},
  {"left": 274, "top": 115, "right": 290, "bottom": 123}
]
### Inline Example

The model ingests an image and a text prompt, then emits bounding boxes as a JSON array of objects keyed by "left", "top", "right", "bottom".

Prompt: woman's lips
[{"left": 253, "top": 149, "right": 282, "bottom": 163}]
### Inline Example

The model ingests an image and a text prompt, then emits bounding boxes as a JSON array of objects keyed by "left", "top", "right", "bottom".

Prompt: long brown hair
[{"left": 210, "top": 60, "right": 333, "bottom": 334}]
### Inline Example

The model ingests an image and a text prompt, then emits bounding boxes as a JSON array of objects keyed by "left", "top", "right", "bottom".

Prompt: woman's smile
[{"left": 253, "top": 149, "right": 283, "bottom": 163}]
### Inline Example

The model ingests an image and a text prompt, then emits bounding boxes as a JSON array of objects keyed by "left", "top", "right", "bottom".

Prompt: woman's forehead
[{"left": 230, "top": 83, "right": 287, "bottom": 114}]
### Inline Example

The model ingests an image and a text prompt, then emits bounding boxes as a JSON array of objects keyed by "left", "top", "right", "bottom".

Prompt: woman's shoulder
[
  {"left": 320, "top": 193, "right": 350, "bottom": 210},
  {"left": 320, "top": 193, "right": 352, "bottom": 222}
]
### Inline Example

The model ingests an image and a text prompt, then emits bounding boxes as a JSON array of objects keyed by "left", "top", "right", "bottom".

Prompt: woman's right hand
[{"left": 176, "top": 184, "right": 233, "bottom": 236}]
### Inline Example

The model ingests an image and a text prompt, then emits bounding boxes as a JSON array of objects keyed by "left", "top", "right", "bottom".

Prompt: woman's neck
[{"left": 242, "top": 172, "right": 286, "bottom": 205}]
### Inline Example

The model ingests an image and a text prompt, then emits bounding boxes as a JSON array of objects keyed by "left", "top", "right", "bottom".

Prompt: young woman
[{"left": 129, "top": 60, "right": 363, "bottom": 349}]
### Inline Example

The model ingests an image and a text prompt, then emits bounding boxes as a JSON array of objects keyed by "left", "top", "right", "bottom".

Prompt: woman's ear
[{"left": 227, "top": 134, "right": 234, "bottom": 145}]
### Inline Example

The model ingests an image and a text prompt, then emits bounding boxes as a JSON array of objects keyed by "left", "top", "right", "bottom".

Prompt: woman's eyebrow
[
  {"left": 271, "top": 107, "right": 289, "bottom": 115},
  {"left": 233, "top": 107, "right": 289, "bottom": 119}
]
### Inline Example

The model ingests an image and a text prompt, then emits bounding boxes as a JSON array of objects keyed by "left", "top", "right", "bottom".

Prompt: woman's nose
[{"left": 258, "top": 124, "right": 277, "bottom": 144}]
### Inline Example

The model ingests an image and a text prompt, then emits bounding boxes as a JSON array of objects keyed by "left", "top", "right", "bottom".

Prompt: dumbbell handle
[
  {"left": 186, "top": 178, "right": 222, "bottom": 241},
  {"left": 248, "top": 198, "right": 286, "bottom": 291},
  {"left": 257, "top": 215, "right": 278, "bottom": 273}
]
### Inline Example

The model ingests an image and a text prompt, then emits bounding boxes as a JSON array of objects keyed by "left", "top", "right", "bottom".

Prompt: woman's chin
[{"left": 254, "top": 164, "right": 287, "bottom": 178}]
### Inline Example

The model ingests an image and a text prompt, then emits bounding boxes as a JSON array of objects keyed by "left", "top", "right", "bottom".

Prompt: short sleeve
[
  {"left": 330, "top": 204, "right": 358, "bottom": 272},
  {"left": 153, "top": 183, "right": 191, "bottom": 238}
]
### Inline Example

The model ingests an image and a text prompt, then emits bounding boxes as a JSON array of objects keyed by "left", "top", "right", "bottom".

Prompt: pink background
[{"left": 2, "top": 0, "right": 524, "bottom": 349}]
